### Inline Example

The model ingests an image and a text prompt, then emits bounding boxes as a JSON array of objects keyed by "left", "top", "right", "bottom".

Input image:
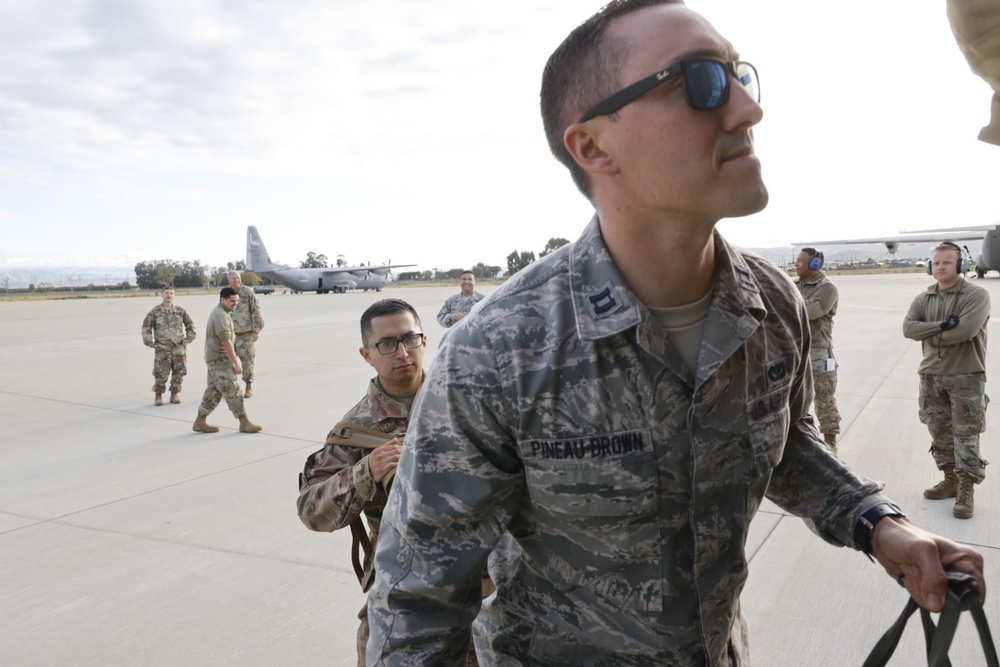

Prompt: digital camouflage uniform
[
  {"left": 367, "top": 219, "right": 892, "bottom": 667},
  {"left": 437, "top": 291, "right": 486, "bottom": 328},
  {"left": 230, "top": 285, "right": 264, "bottom": 383},
  {"left": 903, "top": 278, "right": 990, "bottom": 482},
  {"left": 141, "top": 303, "right": 196, "bottom": 394},
  {"left": 298, "top": 378, "right": 421, "bottom": 667},
  {"left": 198, "top": 303, "right": 245, "bottom": 419},
  {"left": 796, "top": 271, "right": 841, "bottom": 436}
]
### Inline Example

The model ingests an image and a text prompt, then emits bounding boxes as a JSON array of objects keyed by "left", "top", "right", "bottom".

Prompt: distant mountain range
[{"left": 0, "top": 266, "right": 135, "bottom": 289}]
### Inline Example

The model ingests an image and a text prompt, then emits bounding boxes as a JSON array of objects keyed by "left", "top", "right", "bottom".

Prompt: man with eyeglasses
[
  {"left": 297, "top": 299, "right": 428, "bottom": 667},
  {"left": 437, "top": 271, "right": 485, "bottom": 328},
  {"left": 192, "top": 287, "right": 262, "bottom": 433},
  {"left": 367, "top": 1, "right": 986, "bottom": 665}
]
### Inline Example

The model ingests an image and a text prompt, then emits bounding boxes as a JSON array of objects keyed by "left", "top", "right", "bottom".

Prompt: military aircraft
[
  {"left": 793, "top": 223, "right": 1000, "bottom": 278},
  {"left": 245, "top": 226, "right": 415, "bottom": 293}
]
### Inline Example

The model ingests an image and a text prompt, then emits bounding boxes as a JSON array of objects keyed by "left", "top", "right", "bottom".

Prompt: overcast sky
[{"left": 1, "top": 0, "right": 998, "bottom": 275}]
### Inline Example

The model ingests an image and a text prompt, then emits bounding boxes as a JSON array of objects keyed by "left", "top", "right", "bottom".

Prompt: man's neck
[
  {"left": 596, "top": 209, "right": 716, "bottom": 308},
  {"left": 377, "top": 374, "right": 422, "bottom": 398},
  {"left": 936, "top": 276, "right": 963, "bottom": 291}
]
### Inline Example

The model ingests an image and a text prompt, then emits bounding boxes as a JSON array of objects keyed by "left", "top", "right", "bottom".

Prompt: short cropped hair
[
  {"left": 161, "top": 285, "right": 174, "bottom": 293},
  {"left": 541, "top": 0, "right": 680, "bottom": 199},
  {"left": 360, "top": 299, "right": 421, "bottom": 343},
  {"left": 220, "top": 287, "right": 238, "bottom": 299},
  {"left": 932, "top": 242, "right": 962, "bottom": 261}
]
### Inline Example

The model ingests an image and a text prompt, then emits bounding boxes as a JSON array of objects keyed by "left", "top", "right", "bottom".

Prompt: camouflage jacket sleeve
[
  {"left": 141, "top": 308, "right": 157, "bottom": 347},
  {"left": 758, "top": 278, "right": 890, "bottom": 546},
  {"left": 248, "top": 288, "right": 265, "bottom": 332},
  {"left": 297, "top": 440, "right": 386, "bottom": 532},
  {"left": 436, "top": 295, "right": 457, "bottom": 327},
  {"left": 181, "top": 307, "right": 196, "bottom": 343}
]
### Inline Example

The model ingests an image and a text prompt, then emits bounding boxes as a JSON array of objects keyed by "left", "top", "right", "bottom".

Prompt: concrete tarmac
[{"left": 0, "top": 277, "right": 997, "bottom": 666}]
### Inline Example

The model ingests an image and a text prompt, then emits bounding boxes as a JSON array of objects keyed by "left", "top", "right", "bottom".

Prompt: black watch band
[{"left": 854, "top": 502, "right": 906, "bottom": 556}]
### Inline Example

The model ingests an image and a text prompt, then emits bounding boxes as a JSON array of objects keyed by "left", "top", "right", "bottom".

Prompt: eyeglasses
[
  {"left": 367, "top": 332, "right": 424, "bottom": 355},
  {"left": 578, "top": 58, "right": 759, "bottom": 123}
]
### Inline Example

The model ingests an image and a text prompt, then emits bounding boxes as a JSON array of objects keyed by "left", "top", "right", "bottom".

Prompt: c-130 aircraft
[{"left": 246, "top": 226, "right": 415, "bottom": 293}]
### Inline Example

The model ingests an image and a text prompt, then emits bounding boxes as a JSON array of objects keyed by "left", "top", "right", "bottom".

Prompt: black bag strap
[
  {"left": 863, "top": 571, "right": 999, "bottom": 667},
  {"left": 349, "top": 516, "right": 374, "bottom": 591}
]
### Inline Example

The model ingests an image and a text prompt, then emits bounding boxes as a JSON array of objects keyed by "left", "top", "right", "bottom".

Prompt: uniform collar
[
  {"left": 567, "top": 216, "right": 766, "bottom": 342},
  {"left": 797, "top": 270, "right": 826, "bottom": 286}
]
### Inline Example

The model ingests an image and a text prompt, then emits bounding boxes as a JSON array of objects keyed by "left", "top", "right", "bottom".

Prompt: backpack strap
[
  {"left": 323, "top": 421, "right": 402, "bottom": 590},
  {"left": 349, "top": 517, "right": 374, "bottom": 591}
]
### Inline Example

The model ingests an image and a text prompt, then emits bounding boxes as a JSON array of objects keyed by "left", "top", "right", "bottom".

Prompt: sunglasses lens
[
  {"left": 735, "top": 62, "right": 760, "bottom": 103},
  {"left": 686, "top": 60, "right": 729, "bottom": 110}
]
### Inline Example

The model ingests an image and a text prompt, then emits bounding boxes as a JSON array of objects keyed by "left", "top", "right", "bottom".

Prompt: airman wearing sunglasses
[{"left": 366, "top": 2, "right": 987, "bottom": 665}]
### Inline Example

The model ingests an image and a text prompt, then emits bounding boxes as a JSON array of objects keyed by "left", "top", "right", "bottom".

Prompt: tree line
[{"left": 133, "top": 259, "right": 263, "bottom": 290}]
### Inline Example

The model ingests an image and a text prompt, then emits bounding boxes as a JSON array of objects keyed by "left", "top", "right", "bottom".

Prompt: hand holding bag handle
[{"left": 863, "top": 571, "right": 998, "bottom": 667}]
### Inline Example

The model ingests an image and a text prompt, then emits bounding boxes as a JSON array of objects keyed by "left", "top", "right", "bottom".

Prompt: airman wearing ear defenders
[
  {"left": 904, "top": 242, "right": 990, "bottom": 518},
  {"left": 795, "top": 248, "right": 841, "bottom": 452}
]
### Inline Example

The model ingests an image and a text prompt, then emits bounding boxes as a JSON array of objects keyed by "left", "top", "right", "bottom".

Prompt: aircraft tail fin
[{"left": 247, "top": 226, "right": 282, "bottom": 272}]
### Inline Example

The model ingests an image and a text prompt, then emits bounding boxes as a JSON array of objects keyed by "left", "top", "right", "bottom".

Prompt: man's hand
[
  {"left": 872, "top": 517, "right": 986, "bottom": 611},
  {"left": 233, "top": 360, "right": 243, "bottom": 375},
  {"left": 454, "top": 312, "right": 465, "bottom": 322},
  {"left": 251, "top": 332, "right": 259, "bottom": 342},
  {"left": 368, "top": 438, "right": 402, "bottom": 483},
  {"left": 941, "top": 314, "right": 960, "bottom": 331}
]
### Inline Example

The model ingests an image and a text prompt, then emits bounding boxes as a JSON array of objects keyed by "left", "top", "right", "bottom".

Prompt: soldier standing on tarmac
[
  {"left": 227, "top": 270, "right": 264, "bottom": 398},
  {"left": 795, "top": 248, "right": 842, "bottom": 453},
  {"left": 904, "top": 242, "right": 990, "bottom": 518},
  {"left": 141, "top": 285, "right": 196, "bottom": 406}
]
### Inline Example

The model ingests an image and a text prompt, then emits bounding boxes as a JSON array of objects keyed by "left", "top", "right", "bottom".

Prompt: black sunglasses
[{"left": 578, "top": 58, "right": 760, "bottom": 123}]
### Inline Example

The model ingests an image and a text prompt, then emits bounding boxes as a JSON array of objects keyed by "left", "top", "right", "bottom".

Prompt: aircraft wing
[{"left": 793, "top": 225, "right": 999, "bottom": 254}]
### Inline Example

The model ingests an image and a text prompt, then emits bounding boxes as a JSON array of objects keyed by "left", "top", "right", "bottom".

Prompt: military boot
[
  {"left": 169, "top": 391, "right": 181, "bottom": 404},
  {"left": 953, "top": 474, "right": 976, "bottom": 519},
  {"left": 238, "top": 414, "right": 262, "bottom": 433},
  {"left": 923, "top": 466, "right": 959, "bottom": 500},
  {"left": 154, "top": 392, "right": 164, "bottom": 406},
  {"left": 192, "top": 414, "right": 219, "bottom": 433},
  {"left": 823, "top": 433, "right": 838, "bottom": 455}
]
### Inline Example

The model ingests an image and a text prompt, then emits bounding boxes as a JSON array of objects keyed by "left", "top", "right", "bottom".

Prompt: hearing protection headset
[
  {"left": 808, "top": 250, "right": 824, "bottom": 272},
  {"left": 801, "top": 248, "right": 823, "bottom": 271},
  {"left": 926, "top": 242, "right": 972, "bottom": 275}
]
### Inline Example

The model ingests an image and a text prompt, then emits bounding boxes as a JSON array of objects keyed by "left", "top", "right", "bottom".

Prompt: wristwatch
[{"left": 854, "top": 502, "right": 906, "bottom": 557}]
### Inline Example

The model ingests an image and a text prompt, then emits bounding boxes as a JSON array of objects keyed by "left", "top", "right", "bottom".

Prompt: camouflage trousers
[
  {"left": 197, "top": 359, "right": 245, "bottom": 418},
  {"left": 918, "top": 373, "right": 989, "bottom": 482},
  {"left": 151, "top": 344, "right": 187, "bottom": 394},
  {"left": 810, "top": 357, "right": 841, "bottom": 435},
  {"left": 234, "top": 333, "right": 256, "bottom": 383}
]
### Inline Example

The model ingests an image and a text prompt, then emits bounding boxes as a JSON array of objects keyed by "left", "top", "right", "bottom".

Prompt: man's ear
[
  {"left": 563, "top": 122, "right": 618, "bottom": 177},
  {"left": 360, "top": 346, "right": 373, "bottom": 366}
]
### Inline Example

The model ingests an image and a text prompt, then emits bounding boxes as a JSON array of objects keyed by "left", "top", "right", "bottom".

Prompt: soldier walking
[
  {"left": 192, "top": 287, "right": 262, "bottom": 434},
  {"left": 141, "top": 285, "right": 196, "bottom": 406}
]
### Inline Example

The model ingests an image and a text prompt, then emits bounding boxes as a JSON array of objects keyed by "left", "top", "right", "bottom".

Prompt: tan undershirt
[{"left": 648, "top": 289, "right": 713, "bottom": 382}]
